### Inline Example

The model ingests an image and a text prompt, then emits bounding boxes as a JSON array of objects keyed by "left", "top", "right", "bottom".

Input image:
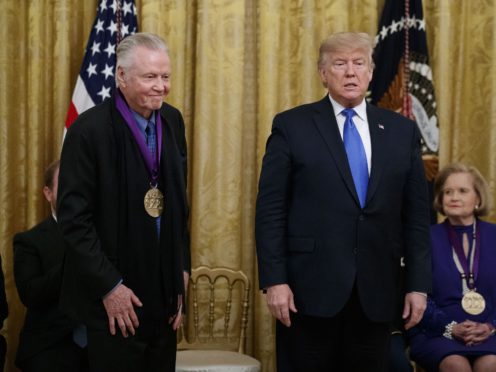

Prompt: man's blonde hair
[{"left": 317, "top": 32, "right": 375, "bottom": 70}]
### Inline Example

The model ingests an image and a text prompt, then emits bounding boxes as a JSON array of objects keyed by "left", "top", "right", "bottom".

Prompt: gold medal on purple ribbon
[
  {"left": 461, "top": 290, "right": 486, "bottom": 315},
  {"left": 144, "top": 186, "right": 164, "bottom": 217},
  {"left": 115, "top": 91, "right": 165, "bottom": 219}
]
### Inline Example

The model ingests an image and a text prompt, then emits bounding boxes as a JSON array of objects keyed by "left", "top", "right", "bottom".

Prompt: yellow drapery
[{"left": 0, "top": 1, "right": 495, "bottom": 371}]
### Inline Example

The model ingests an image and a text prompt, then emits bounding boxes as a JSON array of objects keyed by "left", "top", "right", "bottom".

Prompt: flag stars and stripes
[
  {"left": 101, "top": 64, "right": 114, "bottom": 80},
  {"left": 407, "top": 15, "right": 417, "bottom": 28},
  {"left": 121, "top": 24, "right": 130, "bottom": 37},
  {"left": 99, "top": 1, "right": 108, "bottom": 12},
  {"left": 90, "top": 41, "right": 101, "bottom": 56},
  {"left": 390, "top": 20, "right": 402, "bottom": 33},
  {"left": 65, "top": 0, "right": 138, "bottom": 130},
  {"left": 380, "top": 26, "right": 389, "bottom": 40},
  {"left": 97, "top": 86, "right": 112, "bottom": 100},
  {"left": 122, "top": 1, "right": 133, "bottom": 16},
  {"left": 107, "top": 20, "right": 118, "bottom": 35},
  {"left": 86, "top": 63, "right": 98, "bottom": 78},
  {"left": 376, "top": 16, "right": 426, "bottom": 43},
  {"left": 91, "top": 41, "right": 100, "bottom": 56},
  {"left": 369, "top": 0, "right": 439, "bottom": 154},
  {"left": 95, "top": 19, "right": 105, "bottom": 34},
  {"left": 109, "top": 0, "right": 119, "bottom": 13},
  {"left": 104, "top": 42, "right": 115, "bottom": 58}
]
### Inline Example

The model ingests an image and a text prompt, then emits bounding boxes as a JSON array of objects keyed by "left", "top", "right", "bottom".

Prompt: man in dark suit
[
  {"left": 13, "top": 160, "right": 87, "bottom": 372},
  {"left": 255, "top": 32, "right": 432, "bottom": 372},
  {"left": 57, "top": 33, "right": 190, "bottom": 372}
]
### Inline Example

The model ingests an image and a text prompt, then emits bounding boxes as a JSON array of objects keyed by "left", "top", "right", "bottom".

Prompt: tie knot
[
  {"left": 342, "top": 108, "right": 356, "bottom": 119},
  {"left": 145, "top": 122, "right": 155, "bottom": 135}
]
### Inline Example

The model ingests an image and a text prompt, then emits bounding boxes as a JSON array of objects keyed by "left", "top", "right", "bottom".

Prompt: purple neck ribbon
[
  {"left": 444, "top": 219, "right": 481, "bottom": 290},
  {"left": 115, "top": 89, "right": 163, "bottom": 186}
]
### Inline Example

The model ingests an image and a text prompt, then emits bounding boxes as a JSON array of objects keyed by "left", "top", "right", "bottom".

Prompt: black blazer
[
  {"left": 256, "top": 97, "right": 432, "bottom": 322},
  {"left": 57, "top": 96, "right": 190, "bottom": 332},
  {"left": 13, "top": 217, "right": 75, "bottom": 367}
]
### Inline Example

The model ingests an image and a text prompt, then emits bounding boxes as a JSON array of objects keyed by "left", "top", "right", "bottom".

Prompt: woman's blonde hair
[{"left": 433, "top": 162, "right": 491, "bottom": 217}]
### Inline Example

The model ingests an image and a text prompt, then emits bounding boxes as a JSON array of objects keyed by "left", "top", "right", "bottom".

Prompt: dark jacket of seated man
[{"left": 13, "top": 160, "right": 87, "bottom": 372}]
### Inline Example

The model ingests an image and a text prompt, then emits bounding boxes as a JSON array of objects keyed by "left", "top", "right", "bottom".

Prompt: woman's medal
[
  {"left": 445, "top": 220, "right": 484, "bottom": 315},
  {"left": 461, "top": 290, "right": 485, "bottom": 315}
]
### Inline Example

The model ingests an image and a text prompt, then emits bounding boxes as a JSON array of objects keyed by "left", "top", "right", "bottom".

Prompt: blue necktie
[
  {"left": 145, "top": 121, "right": 161, "bottom": 234},
  {"left": 145, "top": 121, "right": 157, "bottom": 155},
  {"left": 342, "top": 108, "right": 368, "bottom": 208}
]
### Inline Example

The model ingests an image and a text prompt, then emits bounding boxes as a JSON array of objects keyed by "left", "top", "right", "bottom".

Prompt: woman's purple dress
[{"left": 409, "top": 220, "right": 496, "bottom": 371}]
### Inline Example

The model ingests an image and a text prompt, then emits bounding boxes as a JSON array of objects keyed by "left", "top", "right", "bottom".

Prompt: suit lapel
[
  {"left": 365, "top": 104, "right": 387, "bottom": 205},
  {"left": 158, "top": 108, "right": 178, "bottom": 211},
  {"left": 312, "top": 97, "right": 361, "bottom": 207}
]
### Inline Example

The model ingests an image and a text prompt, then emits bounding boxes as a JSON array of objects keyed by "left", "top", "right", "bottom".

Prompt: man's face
[
  {"left": 43, "top": 167, "right": 59, "bottom": 215},
  {"left": 319, "top": 48, "right": 373, "bottom": 108},
  {"left": 117, "top": 46, "right": 171, "bottom": 118}
]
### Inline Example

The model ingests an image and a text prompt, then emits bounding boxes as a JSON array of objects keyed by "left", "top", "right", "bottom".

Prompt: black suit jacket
[
  {"left": 256, "top": 97, "right": 432, "bottom": 322},
  {"left": 57, "top": 96, "right": 190, "bottom": 335},
  {"left": 13, "top": 217, "right": 75, "bottom": 367}
]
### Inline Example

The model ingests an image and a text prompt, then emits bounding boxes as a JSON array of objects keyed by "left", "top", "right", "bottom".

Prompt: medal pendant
[
  {"left": 461, "top": 290, "right": 486, "bottom": 315},
  {"left": 144, "top": 187, "right": 164, "bottom": 217}
]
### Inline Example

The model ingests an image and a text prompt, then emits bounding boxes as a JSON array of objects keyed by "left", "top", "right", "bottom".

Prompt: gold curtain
[{"left": 0, "top": 1, "right": 495, "bottom": 371}]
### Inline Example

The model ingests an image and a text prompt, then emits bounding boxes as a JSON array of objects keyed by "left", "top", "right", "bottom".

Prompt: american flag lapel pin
[{"left": 378, "top": 123, "right": 384, "bottom": 130}]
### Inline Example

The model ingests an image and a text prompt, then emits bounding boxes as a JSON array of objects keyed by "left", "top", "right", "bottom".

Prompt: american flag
[
  {"left": 65, "top": 0, "right": 138, "bottom": 130},
  {"left": 369, "top": 0, "right": 439, "bottom": 223},
  {"left": 368, "top": 0, "right": 439, "bottom": 156}
]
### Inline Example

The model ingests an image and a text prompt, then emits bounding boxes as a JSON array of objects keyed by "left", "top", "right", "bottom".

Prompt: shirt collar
[
  {"left": 327, "top": 94, "right": 367, "bottom": 121},
  {"left": 131, "top": 109, "right": 156, "bottom": 134}
]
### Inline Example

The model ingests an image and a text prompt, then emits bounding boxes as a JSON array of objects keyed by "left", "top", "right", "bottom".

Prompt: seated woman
[{"left": 409, "top": 163, "right": 496, "bottom": 372}]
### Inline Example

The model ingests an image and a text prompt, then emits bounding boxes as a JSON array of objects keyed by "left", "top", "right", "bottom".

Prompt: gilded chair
[{"left": 176, "top": 266, "right": 260, "bottom": 372}]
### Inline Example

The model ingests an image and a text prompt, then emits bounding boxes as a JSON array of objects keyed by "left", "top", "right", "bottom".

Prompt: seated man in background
[{"left": 13, "top": 160, "right": 87, "bottom": 372}]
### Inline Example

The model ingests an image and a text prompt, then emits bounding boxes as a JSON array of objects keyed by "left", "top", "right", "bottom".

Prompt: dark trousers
[
  {"left": 87, "top": 324, "right": 176, "bottom": 372},
  {"left": 20, "top": 334, "right": 88, "bottom": 372},
  {"left": 276, "top": 286, "right": 391, "bottom": 372},
  {"left": 388, "top": 333, "right": 413, "bottom": 372}
]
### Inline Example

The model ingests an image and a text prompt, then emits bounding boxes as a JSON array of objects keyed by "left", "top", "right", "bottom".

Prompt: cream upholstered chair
[{"left": 176, "top": 266, "right": 260, "bottom": 372}]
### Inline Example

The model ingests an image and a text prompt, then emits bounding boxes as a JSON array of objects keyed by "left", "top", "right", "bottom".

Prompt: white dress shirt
[{"left": 328, "top": 95, "right": 372, "bottom": 175}]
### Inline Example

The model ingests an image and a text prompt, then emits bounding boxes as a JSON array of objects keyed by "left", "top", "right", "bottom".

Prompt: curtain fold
[{"left": 0, "top": 1, "right": 495, "bottom": 371}]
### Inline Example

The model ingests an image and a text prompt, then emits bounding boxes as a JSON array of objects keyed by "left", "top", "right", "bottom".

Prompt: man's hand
[
  {"left": 168, "top": 272, "right": 189, "bottom": 331},
  {"left": 169, "top": 294, "right": 183, "bottom": 331},
  {"left": 402, "top": 292, "right": 427, "bottom": 330},
  {"left": 102, "top": 284, "right": 142, "bottom": 337},
  {"left": 183, "top": 271, "right": 190, "bottom": 294},
  {"left": 266, "top": 284, "right": 297, "bottom": 327}
]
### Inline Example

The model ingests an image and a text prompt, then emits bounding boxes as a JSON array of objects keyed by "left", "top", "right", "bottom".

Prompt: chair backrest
[{"left": 177, "top": 266, "right": 251, "bottom": 354}]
